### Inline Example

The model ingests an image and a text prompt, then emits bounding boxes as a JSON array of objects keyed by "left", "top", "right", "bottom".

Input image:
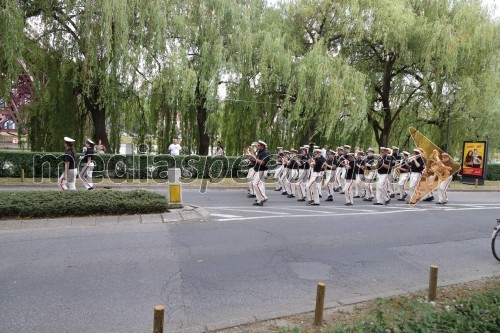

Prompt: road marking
[
  {"left": 214, "top": 208, "right": 290, "bottom": 215},
  {"left": 214, "top": 205, "right": 500, "bottom": 222},
  {"left": 210, "top": 213, "right": 242, "bottom": 218}
]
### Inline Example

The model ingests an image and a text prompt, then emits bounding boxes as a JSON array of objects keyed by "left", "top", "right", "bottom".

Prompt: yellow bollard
[
  {"left": 153, "top": 305, "right": 164, "bottom": 333},
  {"left": 314, "top": 282, "right": 326, "bottom": 326},
  {"left": 429, "top": 265, "right": 438, "bottom": 301}
]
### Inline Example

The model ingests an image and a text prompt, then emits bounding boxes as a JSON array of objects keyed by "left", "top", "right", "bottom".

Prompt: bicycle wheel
[{"left": 492, "top": 228, "right": 500, "bottom": 262}]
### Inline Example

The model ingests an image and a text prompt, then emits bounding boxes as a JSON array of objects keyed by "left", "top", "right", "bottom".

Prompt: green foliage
[
  {"left": 0, "top": 151, "right": 248, "bottom": 180},
  {"left": 331, "top": 288, "right": 500, "bottom": 333},
  {"left": 486, "top": 164, "right": 500, "bottom": 181},
  {"left": 0, "top": 190, "right": 168, "bottom": 219}
]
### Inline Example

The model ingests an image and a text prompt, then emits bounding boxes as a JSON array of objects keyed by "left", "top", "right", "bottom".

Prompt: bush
[
  {"left": 0, "top": 190, "right": 168, "bottom": 219},
  {"left": 0, "top": 151, "right": 249, "bottom": 179},
  {"left": 486, "top": 163, "right": 500, "bottom": 181}
]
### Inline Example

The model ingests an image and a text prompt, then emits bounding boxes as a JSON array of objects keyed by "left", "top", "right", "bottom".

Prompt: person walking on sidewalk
[
  {"left": 79, "top": 139, "right": 95, "bottom": 190},
  {"left": 59, "top": 137, "right": 77, "bottom": 191}
]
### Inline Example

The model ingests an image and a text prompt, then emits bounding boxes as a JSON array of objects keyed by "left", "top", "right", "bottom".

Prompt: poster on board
[{"left": 461, "top": 141, "right": 488, "bottom": 183}]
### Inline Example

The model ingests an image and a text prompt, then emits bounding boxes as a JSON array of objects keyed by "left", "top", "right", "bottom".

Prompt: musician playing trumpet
[
  {"left": 395, "top": 151, "right": 411, "bottom": 201},
  {"left": 323, "top": 150, "right": 337, "bottom": 202},
  {"left": 306, "top": 149, "right": 326, "bottom": 205},
  {"left": 435, "top": 152, "right": 454, "bottom": 205},
  {"left": 373, "top": 147, "right": 395, "bottom": 205},
  {"left": 295, "top": 147, "right": 311, "bottom": 201},
  {"left": 354, "top": 151, "right": 366, "bottom": 199},
  {"left": 361, "top": 148, "right": 377, "bottom": 202},
  {"left": 344, "top": 153, "right": 357, "bottom": 206},
  {"left": 407, "top": 148, "right": 425, "bottom": 204}
]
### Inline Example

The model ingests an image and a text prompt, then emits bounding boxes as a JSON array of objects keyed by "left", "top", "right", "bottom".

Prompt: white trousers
[
  {"left": 247, "top": 168, "right": 256, "bottom": 194},
  {"left": 274, "top": 165, "right": 284, "bottom": 189},
  {"left": 364, "top": 171, "right": 376, "bottom": 198},
  {"left": 325, "top": 170, "right": 335, "bottom": 196},
  {"left": 396, "top": 172, "right": 409, "bottom": 197},
  {"left": 376, "top": 173, "right": 389, "bottom": 204},
  {"left": 285, "top": 169, "right": 298, "bottom": 195},
  {"left": 344, "top": 178, "right": 355, "bottom": 204},
  {"left": 354, "top": 175, "right": 365, "bottom": 197},
  {"left": 306, "top": 171, "right": 323, "bottom": 203},
  {"left": 59, "top": 168, "right": 76, "bottom": 190},
  {"left": 408, "top": 172, "right": 422, "bottom": 203},
  {"left": 279, "top": 168, "right": 289, "bottom": 192},
  {"left": 252, "top": 170, "right": 268, "bottom": 203},
  {"left": 296, "top": 169, "right": 310, "bottom": 199},
  {"left": 79, "top": 162, "right": 95, "bottom": 189},
  {"left": 436, "top": 175, "right": 453, "bottom": 203}
]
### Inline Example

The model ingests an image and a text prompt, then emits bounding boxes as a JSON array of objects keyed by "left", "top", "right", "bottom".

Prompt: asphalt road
[{"left": 1, "top": 187, "right": 499, "bottom": 333}]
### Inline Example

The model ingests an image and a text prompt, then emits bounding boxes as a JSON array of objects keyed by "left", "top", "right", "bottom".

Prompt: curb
[{"left": 0, "top": 205, "right": 210, "bottom": 231}]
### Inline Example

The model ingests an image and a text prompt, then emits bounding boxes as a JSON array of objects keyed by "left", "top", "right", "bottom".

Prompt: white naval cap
[
  {"left": 313, "top": 149, "right": 322, "bottom": 153},
  {"left": 257, "top": 140, "right": 267, "bottom": 146},
  {"left": 86, "top": 138, "right": 95, "bottom": 145},
  {"left": 380, "top": 147, "right": 389, "bottom": 152},
  {"left": 64, "top": 136, "right": 75, "bottom": 143},
  {"left": 402, "top": 150, "right": 410, "bottom": 155},
  {"left": 413, "top": 148, "right": 422, "bottom": 154},
  {"left": 367, "top": 147, "right": 375, "bottom": 153},
  {"left": 343, "top": 145, "right": 351, "bottom": 149},
  {"left": 392, "top": 146, "right": 399, "bottom": 150}
]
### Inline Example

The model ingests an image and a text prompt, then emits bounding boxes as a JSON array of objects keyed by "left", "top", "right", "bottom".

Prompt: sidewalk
[{"left": 0, "top": 205, "right": 210, "bottom": 231}]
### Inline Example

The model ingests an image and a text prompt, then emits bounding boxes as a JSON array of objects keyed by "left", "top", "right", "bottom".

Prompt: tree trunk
[
  {"left": 197, "top": 104, "right": 210, "bottom": 155},
  {"left": 195, "top": 79, "right": 210, "bottom": 155},
  {"left": 84, "top": 95, "right": 109, "bottom": 152}
]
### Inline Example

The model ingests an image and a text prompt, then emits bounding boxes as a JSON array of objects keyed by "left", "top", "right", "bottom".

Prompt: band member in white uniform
[
  {"left": 279, "top": 150, "right": 290, "bottom": 194},
  {"left": 285, "top": 149, "right": 299, "bottom": 197},
  {"left": 354, "top": 151, "right": 366, "bottom": 198},
  {"left": 362, "top": 148, "right": 377, "bottom": 201},
  {"left": 344, "top": 153, "right": 357, "bottom": 206},
  {"left": 295, "top": 147, "right": 311, "bottom": 201},
  {"left": 373, "top": 147, "right": 394, "bottom": 205},
  {"left": 395, "top": 151, "right": 411, "bottom": 200},
  {"left": 274, "top": 147, "right": 285, "bottom": 191},
  {"left": 252, "top": 140, "right": 270, "bottom": 206},
  {"left": 324, "top": 150, "right": 337, "bottom": 201},
  {"left": 388, "top": 146, "right": 401, "bottom": 198},
  {"left": 435, "top": 152, "right": 454, "bottom": 205},
  {"left": 339, "top": 145, "right": 351, "bottom": 193},
  {"left": 407, "top": 149, "right": 425, "bottom": 204},
  {"left": 79, "top": 138, "right": 95, "bottom": 190},
  {"left": 59, "top": 136, "right": 77, "bottom": 191},
  {"left": 246, "top": 142, "right": 257, "bottom": 198},
  {"left": 306, "top": 149, "right": 326, "bottom": 205},
  {"left": 333, "top": 146, "right": 344, "bottom": 192}
]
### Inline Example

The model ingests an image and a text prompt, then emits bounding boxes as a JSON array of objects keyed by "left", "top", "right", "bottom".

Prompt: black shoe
[
  {"left": 373, "top": 202, "right": 383, "bottom": 205},
  {"left": 248, "top": 194, "right": 256, "bottom": 198},
  {"left": 364, "top": 197, "right": 373, "bottom": 202},
  {"left": 325, "top": 196, "right": 333, "bottom": 202},
  {"left": 385, "top": 199, "right": 391, "bottom": 205},
  {"left": 435, "top": 202, "right": 443, "bottom": 205},
  {"left": 423, "top": 196, "right": 434, "bottom": 202},
  {"left": 397, "top": 198, "right": 405, "bottom": 201},
  {"left": 88, "top": 187, "right": 94, "bottom": 190},
  {"left": 345, "top": 202, "right": 353, "bottom": 206},
  {"left": 262, "top": 198, "right": 268, "bottom": 203},
  {"left": 402, "top": 193, "right": 407, "bottom": 199},
  {"left": 307, "top": 200, "right": 314, "bottom": 205},
  {"left": 390, "top": 194, "right": 395, "bottom": 198},
  {"left": 287, "top": 194, "right": 295, "bottom": 198},
  {"left": 297, "top": 198, "right": 306, "bottom": 201},
  {"left": 253, "top": 202, "right": 263, "bottom": 206},
  {"left": 310, "top": 203, "right": 320, "bottom": 206},
  {"left": 363, "top": 198, "right": 370, "bottom": 201},
  {"left": 334, "top": 189, "right": 339, "bottom": 192},
  {"left": 319, "top": 194, "right": 322, "bottom": 198},
  {"left": 274, "top": 188, "right": 282, "bottom": 191},
  {"left": 282, "top": 192, "right": 288, "bottom": 195},
  {"left": 339, "top": 192, "right": 345, "bottom": 194},
  {"left": 353, "top": 196, "right": 360, "bottom": 198}
]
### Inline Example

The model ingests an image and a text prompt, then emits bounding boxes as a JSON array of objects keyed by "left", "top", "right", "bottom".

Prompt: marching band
[{"left": 244, "top": 142, "right": 453, "bottom": 207}]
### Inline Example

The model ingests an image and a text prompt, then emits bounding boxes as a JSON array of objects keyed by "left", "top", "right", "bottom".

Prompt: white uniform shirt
[
  {"left": 168, "top": 143, "right": 182, "bottom": 156},
  {"left": 321, "top": 148, "right": 327, "bottom": 158}
]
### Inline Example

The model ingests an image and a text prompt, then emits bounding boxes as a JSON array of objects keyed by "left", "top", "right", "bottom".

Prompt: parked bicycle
[{"left": 492, "top": 218, "right": 500, "bottom": 261}]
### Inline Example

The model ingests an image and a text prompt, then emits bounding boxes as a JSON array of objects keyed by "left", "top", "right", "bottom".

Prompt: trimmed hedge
[
  {"left": 0, "top": 190, "right": 168, "bottom": 219},
  {"left": 0, "top": 151, "right": 266, "bottom": 180}
]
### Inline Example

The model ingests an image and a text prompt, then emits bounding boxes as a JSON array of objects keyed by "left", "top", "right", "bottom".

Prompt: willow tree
[
  {"left": 18, "top": 0, "right": 168, "bottom": 151},
  {"left": 337, "top": 0, "right": 499, "bottom": 151},
  {"left": 148, "top": 0, "right": 244, "bottom": 155}
]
